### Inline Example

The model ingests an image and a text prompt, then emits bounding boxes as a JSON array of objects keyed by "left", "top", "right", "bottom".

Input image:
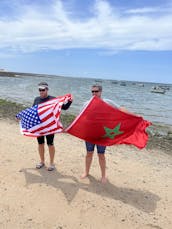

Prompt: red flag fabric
[
  {"left": 16, "top": 94, "right": 72, "bottom": 137},
  {"left": 66, "top": 96, "right": 151, "bottom": 149}
]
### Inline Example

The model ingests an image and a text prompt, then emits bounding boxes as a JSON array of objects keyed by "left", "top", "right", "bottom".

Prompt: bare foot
[
  {"left": 101, "top": 177, "right": 107, "bottom": 184},
  {"left": 80, "top": 173, "right": 89, "bottom": 179}
]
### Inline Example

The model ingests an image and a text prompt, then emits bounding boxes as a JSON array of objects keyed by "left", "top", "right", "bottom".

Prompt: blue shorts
[{"left": 85, "top": 142, "right": 106, "bottom": 154}]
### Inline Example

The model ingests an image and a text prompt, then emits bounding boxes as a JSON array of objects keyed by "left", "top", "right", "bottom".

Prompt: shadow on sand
[{"left": 21, "top": 167, "right": 160, "bottom": 213}]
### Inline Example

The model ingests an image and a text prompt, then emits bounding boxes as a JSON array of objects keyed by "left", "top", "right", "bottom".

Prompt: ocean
[{"left": 0, "top": 75, "right": 172, "bottom": 125}]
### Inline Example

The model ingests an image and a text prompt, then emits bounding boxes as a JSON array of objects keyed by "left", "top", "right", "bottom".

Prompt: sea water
[{"left": 0, "top": 75, "right": 172, "bottom": 125}]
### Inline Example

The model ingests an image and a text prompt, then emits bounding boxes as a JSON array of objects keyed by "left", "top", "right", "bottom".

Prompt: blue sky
[{"left": 0, "top": 0, "right": 172, "bottom": 84}]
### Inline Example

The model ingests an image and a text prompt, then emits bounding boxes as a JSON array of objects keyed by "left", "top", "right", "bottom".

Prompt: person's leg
[
  {"left": 36, "top": 136, "right": 45, "bottom": 168},
  {"left": 81, "top": 152, "right": 94, "bottom": 178},
  {"left": 97, "top": 145, "right": 107, "bottom": 183},
  {"left": 38, "top": 144, "right": 45, "bottom": 163},
  {"left": 48, "top": 145, "right": 55, "bottom": 165},
  {"left": 46, "top": 135, "right": 55, "bottom": 171},
  {"left": 81, "top": 142, "right": 94, "bottom": 178},
  {"left": 98, "top": 154, "right": 107, "bottom": 183}
]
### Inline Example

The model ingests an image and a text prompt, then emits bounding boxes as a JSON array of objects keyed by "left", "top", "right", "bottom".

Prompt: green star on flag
[{"left": 103, "top": 123, "right": 124, "bottom": 139}]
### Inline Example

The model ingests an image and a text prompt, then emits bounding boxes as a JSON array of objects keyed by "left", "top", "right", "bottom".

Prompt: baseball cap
[{"left": 38, "top": 82, "right": 48, "bottom": 89}]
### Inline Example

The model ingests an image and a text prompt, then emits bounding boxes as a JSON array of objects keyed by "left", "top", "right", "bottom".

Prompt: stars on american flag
[{"left": 18, "top": 105, "right": 41, "bottom": 129}]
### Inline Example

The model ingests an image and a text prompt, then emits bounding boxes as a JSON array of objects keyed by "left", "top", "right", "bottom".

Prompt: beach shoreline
[
  {"left": 0, "top": 119, "right": 172, "bottom": 229},
  {"left": 1, "top": 98, "right": 172, "bottom": 155}
]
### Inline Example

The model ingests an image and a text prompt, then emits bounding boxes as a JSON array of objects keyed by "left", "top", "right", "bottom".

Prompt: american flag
[{"left": 16, "top": 94, "right": 72, "bottom": 137}]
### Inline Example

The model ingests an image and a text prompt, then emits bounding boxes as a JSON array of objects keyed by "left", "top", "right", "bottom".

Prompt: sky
[{"left": 0, "top": 0, "right": 172, "bottom": 84}]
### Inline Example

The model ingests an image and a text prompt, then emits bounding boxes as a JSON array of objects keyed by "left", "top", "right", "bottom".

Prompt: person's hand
[
  {"left": 15, "top": 117, "right": 20, "bottom": 122},
  {"left": 63, "top": 95, "right": 73, "bottom": 105},
  {"left": 69, "top": 95, "right": 73, "bottom": 102},
  {"left": 67, "top": 94, "right": 73, "bottom": 102}
]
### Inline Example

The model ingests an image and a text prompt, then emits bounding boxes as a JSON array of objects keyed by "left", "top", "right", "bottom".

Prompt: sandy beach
[{"left": 0, "top": 119, "right": 172, "bottom": 229}]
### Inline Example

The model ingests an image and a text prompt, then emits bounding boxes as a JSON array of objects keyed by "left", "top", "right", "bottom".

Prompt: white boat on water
[
  {"left": 151, "top": 86, "right": 165, "bottom": 94},
  {"left": 138, "top": 83, "right": 144, "bottom": 87}
]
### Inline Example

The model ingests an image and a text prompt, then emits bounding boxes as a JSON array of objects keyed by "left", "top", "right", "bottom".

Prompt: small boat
[
  {"left": 111, "top": 80, "right": 118, "bottom": 84},
  {"left": 95, "top": 79, "right": 102, "bottom": 83},
  {"left": 159, "top": 85, "right": 170, "bottom": 90},
  {"left": 138, "top": 83, "right": 144, "bottom": 87},
  {"left": 151, "top": 86, "right": 165, "bottom": 94},
  {"left": 120, "top": 82, "right": 126, "bottom": 86}
]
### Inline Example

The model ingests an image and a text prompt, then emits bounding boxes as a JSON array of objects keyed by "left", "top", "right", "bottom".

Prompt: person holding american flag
[{"left": 16, "top": 82, "right": 72, "bottom": 171}]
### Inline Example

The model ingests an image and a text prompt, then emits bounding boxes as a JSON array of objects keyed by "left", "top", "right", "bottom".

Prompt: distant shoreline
[
  {"left": 0, "top": 70, "right": 57, "bottom": 78},
  {"left": 1, "top": 70, "right": 172, "bottom": 86}
]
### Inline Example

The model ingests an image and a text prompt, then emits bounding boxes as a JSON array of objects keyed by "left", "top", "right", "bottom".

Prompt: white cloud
[
  {"left": 0, "top": 0, "right": 172, "bottom": 53},
  {"left": 126, "top": 7, "right": 170, "bottom": 14}
]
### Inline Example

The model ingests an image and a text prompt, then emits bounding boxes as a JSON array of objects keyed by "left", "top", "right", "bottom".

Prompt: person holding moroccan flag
[{"left": 66, "top": 84, "right": 151, "bottom": 183}]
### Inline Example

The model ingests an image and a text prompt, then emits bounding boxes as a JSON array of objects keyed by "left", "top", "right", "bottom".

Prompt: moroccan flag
[
  {"left": 66, "top": 96, "right": 151, "bottom": 149},
  {"left": 16, "top": 94, "right": 72, "bottom": 137}
]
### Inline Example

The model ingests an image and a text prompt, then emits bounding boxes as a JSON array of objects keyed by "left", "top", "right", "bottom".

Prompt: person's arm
[
  {"left": 103, "top": 98, "right": 120, "bottom": 108},
  {"left": 119, "top": 106, "right": 140, "bottom": 117},
  {"left": 104, "top": 98, "right": 139, "bottom": 116},
  {"left": 62, "top": 95, "right": 73, "bottom": 110},
  {"left": 62, "top": 100, "right": 72, "bottom": 110}
]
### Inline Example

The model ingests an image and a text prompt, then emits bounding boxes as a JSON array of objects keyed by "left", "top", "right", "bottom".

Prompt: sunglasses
[
  {"left": 91, "top": 90, "right": 99, "bottom": 93},
  {"left": 39, "top": 89, "right": 46, "bottom": 92}
]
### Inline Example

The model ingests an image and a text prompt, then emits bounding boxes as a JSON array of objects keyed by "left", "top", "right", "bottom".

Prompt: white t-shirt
[
  {"left": 103, "top": 98, "right": 120, "bottom": 108},
  {"left": 81, "top": 97, "right": 120, "bottom": 112}
]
